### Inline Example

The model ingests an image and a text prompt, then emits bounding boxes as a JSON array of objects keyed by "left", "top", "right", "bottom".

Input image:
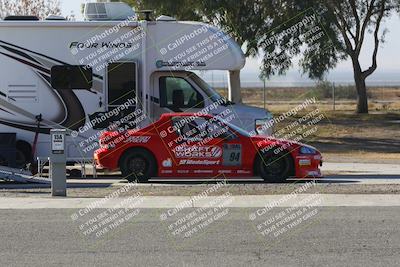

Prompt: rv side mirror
[{"left": 51, "top": 65, "right": 93, "bottom": 90}]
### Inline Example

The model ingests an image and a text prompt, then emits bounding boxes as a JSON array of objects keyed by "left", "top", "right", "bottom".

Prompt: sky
[{"left": 61, "top": 0, "right": 400, "bottom": 85}]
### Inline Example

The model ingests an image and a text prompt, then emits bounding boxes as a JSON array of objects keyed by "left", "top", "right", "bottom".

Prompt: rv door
[
  {"left": 105, "top": 61, "right": 137, "bottom": 127},
  {"left": 88, "top": 62, "right": 138, "bottom": 129}
]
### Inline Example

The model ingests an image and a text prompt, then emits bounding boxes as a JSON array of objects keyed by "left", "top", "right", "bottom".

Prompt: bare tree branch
[
  {"left": 335, "top": 1, "right": 358, "bottom": 45},
  {"left": 349, "top": 0, "right": 361, "bottom": 42},
  {"left": 362, "top": 0, "right": 386, "bottom": 78},
  {"left": 355, "top": 0, "right": 376, "bottom": 56},
  {"left": 335, "top": 14, "right": 356, "bottom": 55}
]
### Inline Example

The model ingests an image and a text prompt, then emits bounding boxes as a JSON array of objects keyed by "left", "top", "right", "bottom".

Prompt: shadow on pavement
[{"left": 2, "top": 174, "right": 400, "bottom": 190}]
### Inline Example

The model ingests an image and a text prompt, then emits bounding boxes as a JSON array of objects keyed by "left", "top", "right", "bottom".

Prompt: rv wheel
[
  {"left": 119, "top": 148, "right": 156, "bottom": 183},
  {"left": 16, "top": 141, "right": 32, "bottom": 168},
  {"left": 16, "top": 148, "right": 27, "bottom": 168},
  {"left": 28, "top": 162, "right": 38, "bottom": 175},
  {"left": 69, "top": 169, "right": 82, "bottom": 178}
]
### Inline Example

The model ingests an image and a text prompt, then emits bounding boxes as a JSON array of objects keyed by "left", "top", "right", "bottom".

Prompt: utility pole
[
  {"left": 263, "top": 78, "right": 266, "bottom": 110},
  {"left": 332, "top": 82, "right": 336, "bottom": 111}
]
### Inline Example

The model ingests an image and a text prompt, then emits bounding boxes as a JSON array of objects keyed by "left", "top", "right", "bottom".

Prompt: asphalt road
[{"left": 1, "top": 207, "right": 399, "bottom": 266}]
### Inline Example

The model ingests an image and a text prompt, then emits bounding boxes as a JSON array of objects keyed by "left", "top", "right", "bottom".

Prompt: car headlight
[
  {"left": 265, "top": 112, "right": 273, "bottom": 121},
  {"left": 255, "top": 118, "right": 274, "bottom": 134},
  {"left": 300, "top": 146, "right": 317, "bottom": 154}
]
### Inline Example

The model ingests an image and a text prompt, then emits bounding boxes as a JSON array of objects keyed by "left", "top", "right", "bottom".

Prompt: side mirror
[{"left": 172, "top": 89, "right": 184, "bottom": 107}]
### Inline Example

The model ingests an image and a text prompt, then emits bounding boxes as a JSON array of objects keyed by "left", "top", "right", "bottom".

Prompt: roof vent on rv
[
  {"left": 45, "top": 15, "right": 66, "bottom": 20},
  {"left": 4, "top": 15, "right": 39, "bottom": 21},
  {"left": 156, "top": 15, "right": 176, "bottom": 22},
  {"left": 83, "top": 2, "right": 136, "bottom": 21}
]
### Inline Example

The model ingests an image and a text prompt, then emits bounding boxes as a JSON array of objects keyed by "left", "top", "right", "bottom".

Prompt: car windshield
[
  {"left": 217, "top": 117, "right": 252, "bottom": 137},
  {"left": 190, "top": 73, "right": 224, "bottom": 102}
]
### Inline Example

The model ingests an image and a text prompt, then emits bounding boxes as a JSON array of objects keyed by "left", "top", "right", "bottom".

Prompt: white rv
[{"left": 0, "top": 2, "right": 273, "bottom": 166}]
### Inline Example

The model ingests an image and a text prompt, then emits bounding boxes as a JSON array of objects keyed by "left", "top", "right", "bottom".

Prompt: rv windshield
[{"left": 190, "top": 73, "right": 224, "bottom": 103}]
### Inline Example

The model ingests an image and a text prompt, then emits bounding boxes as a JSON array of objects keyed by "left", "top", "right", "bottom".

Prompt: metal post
[
  {"left": 227, "top": 70, "right": 242, "bottom": 103},
  {"left": 50, "top": 129, "right": 67, "bottom": 197},
  {"left": 332, "top": 82, "right": 336, "bottom": 111},
  {"left": 263, "top": 78, "right": 266, "bottom": 110}
]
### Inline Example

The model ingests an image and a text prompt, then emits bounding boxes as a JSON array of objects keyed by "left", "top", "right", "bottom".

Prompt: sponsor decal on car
[
  {"left": 124, "top": 136, "right": 151, "bottom": 143},
  {"left": 194, "top": 170, "right": 213, "bottom": 174},
  {"left": 299, "top": 159, "right": 311, "bottom": 166},
  {"left": 162, "top": 158, "right": 173, "bottom": 167},
  {"left": 174, "top": 146, "right": 222, "bottom": 158},
  {"left": 179, "top": 159, "right": 220, "bottom": 166}
]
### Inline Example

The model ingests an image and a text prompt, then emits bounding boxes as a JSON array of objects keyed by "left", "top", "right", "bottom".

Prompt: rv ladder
[{"left": 0, "top": 166, "right": 50, "bottom": 184}]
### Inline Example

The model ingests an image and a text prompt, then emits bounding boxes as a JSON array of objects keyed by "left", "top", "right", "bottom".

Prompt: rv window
[
  {"left": 107, "top": 62, "right": 136, "bottom": 106},
  {"left": 159, "top": 77, "right": 204, "bottom": 110},
  {"left": 51, "top": 65, "right": 92, "bottom": 89}
]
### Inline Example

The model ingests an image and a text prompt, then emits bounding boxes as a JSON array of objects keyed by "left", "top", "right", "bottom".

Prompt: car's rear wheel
[
  {"left": 119, "top": 148, "right": 156, "bottom": 183},
  {"left": 258, "top": 151, "right": 294, "bottom": 183},
  {"left": 16, "top": 148, "right": 27, "bottom": 168}
]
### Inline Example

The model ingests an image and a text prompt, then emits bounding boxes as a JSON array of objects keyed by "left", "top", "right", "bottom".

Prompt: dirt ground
[
  {"left": 3, "top": 181, "right": 400, "bottom": 197},
  {"left": 233, "top": 87, "right": 400, "bottom": 164},
  {"left": 276, "top": 112, "right": 400, "bottom": 164}
]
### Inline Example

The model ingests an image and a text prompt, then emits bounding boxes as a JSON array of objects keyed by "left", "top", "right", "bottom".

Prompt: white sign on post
[{"left": 52, "top": 133, "right": 65, "bottom": 153}]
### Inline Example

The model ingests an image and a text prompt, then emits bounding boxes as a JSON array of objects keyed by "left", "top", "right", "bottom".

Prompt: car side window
[
  {"left": 172, "top": 117, "right": 236, "bottom": 141},
  {"left": 172, "top": 117, "right": 207, "bottom": 141},
  {"left": 207, "top": 119, "right": 237, "bottom": 140},
  {"left": 159, "top": 77, "right": 205, "bottom": 110}
]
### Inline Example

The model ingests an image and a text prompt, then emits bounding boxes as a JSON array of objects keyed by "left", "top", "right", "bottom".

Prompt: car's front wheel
[
  {"left": 258, "top": 151, "right": 294, "bottom": 183},
  {"left": 119, "top": 148, "right": 156, "bottom": 183}
]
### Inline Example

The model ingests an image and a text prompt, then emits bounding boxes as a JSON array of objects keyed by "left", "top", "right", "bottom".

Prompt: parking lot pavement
[
  {"left": 319, "top": 162, "right": 400, "bottom": 184},
  {"left": 1, "top": 194, "right": 400, "bottom": 209},
  {"left": 321, "top": 162, "right": 400, "bottom": 175},
  {"left": 0, "top": 162, "right": 399, "bottom": 197},
  {"left": 67, "top": 162, "right": 400, "bottom": 185},
  {"left": 83, "top": 162, "right": 400, "bottom": 185},
  {"left": 0, "top": 207, "right": 399, "bottom": 266}
]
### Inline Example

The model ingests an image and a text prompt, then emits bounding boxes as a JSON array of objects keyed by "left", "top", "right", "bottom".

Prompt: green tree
[
  {"left": 122, "top": 0, "right": 399, "bottom": 114},
  {"left": 121, "top": 0, "right": 268, "bottom": 52}
]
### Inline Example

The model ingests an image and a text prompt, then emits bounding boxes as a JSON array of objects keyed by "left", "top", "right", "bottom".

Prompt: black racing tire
[
  {"left": 258, "top": 150, "right": 294, "bottom": 183},
  {"left": 119, "top": 148, "right": 156, "bottom": 183}
]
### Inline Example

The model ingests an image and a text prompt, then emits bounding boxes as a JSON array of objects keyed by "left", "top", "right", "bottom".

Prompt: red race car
[{"left": 94, "top": 113, "right": 323, "bottom": 183}]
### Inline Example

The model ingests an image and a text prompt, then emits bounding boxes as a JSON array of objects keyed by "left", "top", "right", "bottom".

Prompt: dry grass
[
  {"left": 226, "top": 87, "right": 400, "bottom": 163},
  {"left": 218, "top": 86, "right": 400, "bottom": 112}
]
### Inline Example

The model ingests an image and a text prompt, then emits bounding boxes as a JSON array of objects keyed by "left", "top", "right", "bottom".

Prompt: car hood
[
  {"left": 249, "top": 135, "right": 320, "bottom": 153},
  {"left": 215, "top": 103, "right": 272, "bottom": 119}
]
